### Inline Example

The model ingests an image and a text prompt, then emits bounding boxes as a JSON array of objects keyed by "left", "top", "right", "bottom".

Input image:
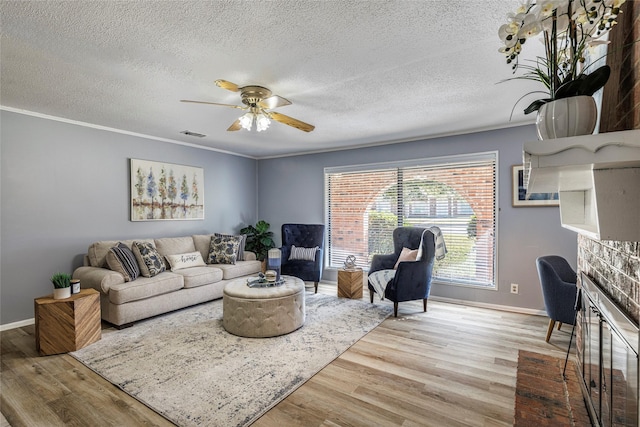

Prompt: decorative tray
[{"left": 246, "top": 276, "right": 285, "bottom": 288}]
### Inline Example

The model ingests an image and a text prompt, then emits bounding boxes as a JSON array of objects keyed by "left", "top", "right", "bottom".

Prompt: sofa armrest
[{"left": 72, "top": 266, "right": 124, "bottom": 294}]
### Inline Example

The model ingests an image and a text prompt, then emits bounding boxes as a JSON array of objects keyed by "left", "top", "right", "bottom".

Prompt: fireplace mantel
[{"left": 523, "top": 130, "right": 640, "bottom": 241}]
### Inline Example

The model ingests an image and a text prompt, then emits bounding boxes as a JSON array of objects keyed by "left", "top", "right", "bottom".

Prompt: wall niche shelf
[{"left": 523, "top": 130, "right": 640, "bottom": 241}]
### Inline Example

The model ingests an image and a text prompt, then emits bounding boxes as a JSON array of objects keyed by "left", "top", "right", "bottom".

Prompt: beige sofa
[{"left": 72, "top": 234, "right": 262, "bottom": 328}]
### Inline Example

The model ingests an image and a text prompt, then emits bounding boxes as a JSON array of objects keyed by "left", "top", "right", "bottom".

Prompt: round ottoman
[{"left": 223, "top": 275, "right": 305, "bottom": 338}]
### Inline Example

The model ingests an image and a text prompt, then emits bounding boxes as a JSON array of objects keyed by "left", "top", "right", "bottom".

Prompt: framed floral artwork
[
  {"left": 511, "top": 165, "right": 559, "bottom": 207},
  {"left": 130, "top": 159, "right": 204, "bottom": 221}
]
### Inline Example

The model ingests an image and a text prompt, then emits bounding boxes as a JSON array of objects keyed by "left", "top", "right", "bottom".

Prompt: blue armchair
[
  {"left": 368, "top": 227, "right": 436, "bottom": 317},
  {"left": 280, "top": 224, "right": 325, "bottom": 293},
  {"left": 536, "top": 255, "right": 578, "bottom": 342}
]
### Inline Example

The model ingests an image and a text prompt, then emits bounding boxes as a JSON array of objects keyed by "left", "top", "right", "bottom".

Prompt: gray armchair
[
  {"left": 368, "top": 227, "right": 436, "bottom": 317},
  {"left": 536, "top": 255, "right": 578, "bottom": 342}
]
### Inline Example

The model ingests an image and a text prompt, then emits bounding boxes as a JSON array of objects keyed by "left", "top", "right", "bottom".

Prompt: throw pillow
[
  {"left": 106, "top": 242, "right": 140, "bottom": 282},
  {"left": 288, "top": 245, "right": 318, "bottom": 261},
  {"left": 208, "top": 234, "right": 241, "bottom": 265},
  {"left": 394, "top": 247, "right": 418, "bottom": 269},
  {"left": 132, "top": 241, "right": 166, "bottom": 277},
  {"left": 165, "top": 251, "right": 206, "bottom": 271},
  {"left": 214, "top": 233, "right": 247, "bottom": 261}
]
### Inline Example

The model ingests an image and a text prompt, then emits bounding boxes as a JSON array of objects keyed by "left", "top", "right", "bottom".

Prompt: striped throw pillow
[
  {"left": 106, "top": 242, "right": 140, "bottom": 282},
  {"left": 288, "top": 245, "right": 318, "bottom": 261}
]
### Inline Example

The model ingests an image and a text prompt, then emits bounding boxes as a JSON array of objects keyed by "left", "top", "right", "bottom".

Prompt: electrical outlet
[{"left": 511, "top": 283, "right": 519, "bottom": 294}]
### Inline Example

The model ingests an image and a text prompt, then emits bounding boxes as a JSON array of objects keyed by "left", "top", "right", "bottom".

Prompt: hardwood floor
[{"left": 1, "top": 283, "right": 573, "bottom": 427}]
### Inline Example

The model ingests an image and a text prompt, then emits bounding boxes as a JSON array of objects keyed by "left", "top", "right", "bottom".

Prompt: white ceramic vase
[
  {"left": 536, "top": 95, "right": 598, "bottom": 140},
  {"left": 53, "top": 287, "right": 71, "bottom": 300}
]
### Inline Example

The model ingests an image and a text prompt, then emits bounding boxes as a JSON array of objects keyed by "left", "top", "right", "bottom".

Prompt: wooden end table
[
  {"left": 337, "top": 268, "right": 364, "bottom": 299},
  {"left": 34, "top": 288, "right": 102, "bottom": 356}
]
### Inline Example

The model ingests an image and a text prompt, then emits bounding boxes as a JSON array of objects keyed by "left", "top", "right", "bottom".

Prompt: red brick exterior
[
  {"left": 328, "top": 164, "right": 495, "bottom": 284},
  {"left": 600, "top": 0, "right": 640, "bottom": 132}
]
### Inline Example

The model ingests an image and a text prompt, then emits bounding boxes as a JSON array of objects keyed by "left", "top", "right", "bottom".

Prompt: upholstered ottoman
[{"left": 223, "top": 275, "right": 305, "bottom": 338}]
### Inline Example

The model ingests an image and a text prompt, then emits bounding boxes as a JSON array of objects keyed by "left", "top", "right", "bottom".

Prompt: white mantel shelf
[{"left": 523, "top": 130, "right": 640, "bottom": 241}]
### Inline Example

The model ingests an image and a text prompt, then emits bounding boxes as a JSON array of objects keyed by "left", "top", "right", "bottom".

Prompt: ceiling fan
[{"left": 180, "top": 80, "right": 315, "bottom": 133}]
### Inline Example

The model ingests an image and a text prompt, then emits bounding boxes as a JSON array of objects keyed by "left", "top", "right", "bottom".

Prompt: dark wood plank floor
[{"left": 1, "top": 283, "right": 573, "bottom": 426}]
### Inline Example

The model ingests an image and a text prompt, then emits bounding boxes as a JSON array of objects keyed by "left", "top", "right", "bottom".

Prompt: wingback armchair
[
  {"left": 280, "top": 224, "right": 325, "bottom": 293},
  {"left": 536, "top": 255, "right": 578, "bottom": 342},
  {"left": 368, "top": 227, "right": 436, "bottom": 317}
]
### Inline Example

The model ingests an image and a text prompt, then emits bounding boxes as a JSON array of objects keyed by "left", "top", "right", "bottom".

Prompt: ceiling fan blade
[
  {"left": 258, "top": 95, "right": 292, "bottom": 110},
  {"left": 180, "top": 100, "right": 244, "bottom": 109},
  {"left": 227, "top": 119, "right": 242, "bottom": 131},
  {"left": 269, "top": 112, "right": 315, "bottom": 132},
  {"left": 215, "top": 80, "right": 240, "bottom": 92}
]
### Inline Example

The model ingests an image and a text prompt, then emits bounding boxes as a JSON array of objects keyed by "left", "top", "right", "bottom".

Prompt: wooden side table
[
  {"left": 34, "top": 288, "right": 101, "bottom": 356},
  {"left": 337, "top": 268, "right": 364, "bottom": 299}
]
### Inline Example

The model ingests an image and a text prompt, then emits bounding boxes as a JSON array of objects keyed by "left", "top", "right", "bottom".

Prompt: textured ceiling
[{"left": 0, "top": 0, "right": 540, "bottom": 158}]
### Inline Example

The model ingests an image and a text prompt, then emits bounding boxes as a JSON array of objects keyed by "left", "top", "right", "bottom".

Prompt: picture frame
[
  {"left": 511, "top": 165, "right": 559, "bottom": 207},
  {"left": 130, "top": 159, "right": 204, "bottom": 221}
]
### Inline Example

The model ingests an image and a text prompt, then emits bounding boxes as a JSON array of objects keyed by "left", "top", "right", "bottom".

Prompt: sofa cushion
[
  {"left": 192, "top": 234, "right": 213, "bottom": 262},
  {"left": 108, "top": 272, "right": 184, "bottom": 305},
  {"left": 193, "top": 233, "right": 247, "bottom": 262},
  {"left": 154, "top": 236, "right": 197, "bottom": 258},
  {"left": 394, "top": 247, "right": 418, "bottom": 269},
  {"left": 210, "top": 260, "right": 262, "bottom": 280},
  {"left": 106, "top": 243, "right": 140, "bottom": 282},
  {"left": 214, "top": 233, "right": 247, "bottom": 261},
  {"left": 165, "top": 252, "right": 206, "bottom": 271},
  {"left": 87, "top": 239, "right": 154, "bottom": 268},
  {"left": 132, "top": 241, "right": 166, "bottom": 277},
  {"left": 288, "top": 245, "right": 319, "bottom": 261},
  {"left": 208, "top": 235, "right": 241, "bottom": 264},
  {"left": 172, "top": 266, "right": 223, "bottom": 288}
]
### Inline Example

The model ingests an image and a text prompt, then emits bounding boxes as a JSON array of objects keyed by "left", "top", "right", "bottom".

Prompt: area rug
[
  {"left": 514, "top": 350, "right": 590, "bottom": 427},
  {"left": 70, "top": 293, "right": 392, "bottom": 427}
]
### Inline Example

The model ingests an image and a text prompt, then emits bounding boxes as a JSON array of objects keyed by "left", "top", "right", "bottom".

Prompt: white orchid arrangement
[{"left": 499, "top": 0, "right": 625, "bottom": 114}]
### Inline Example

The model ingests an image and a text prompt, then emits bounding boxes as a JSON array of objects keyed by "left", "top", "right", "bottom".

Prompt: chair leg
[
  {"left": 370, "top": 290, "right": 374, "bottom": 303},
  {"left": 546, "top": 319, "right": 556, "bottom": 342},
  {"left": 423, "top": 298, "right": 428, "bottom": 312},
  {"left": 314, "top": 281, "right": 318, "bottom": 294},
  {"left": 557, "top": 322, "right": 563, "bottom": 331},
  {"left": 393, "top": 302, "right": 398, "bottom": 317}
]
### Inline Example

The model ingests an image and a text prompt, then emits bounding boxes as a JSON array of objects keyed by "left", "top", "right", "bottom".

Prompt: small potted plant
[
  {"left": 240, "top": 220, "right": 275, "bottom": 265},
  {"left": 51, "top": 272, "right": 72, "bottom": 299}
]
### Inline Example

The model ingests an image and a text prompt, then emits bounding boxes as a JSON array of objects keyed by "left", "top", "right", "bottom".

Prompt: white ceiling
[{"left": 0, "top": 0, "right": 541, "bottom": 159}]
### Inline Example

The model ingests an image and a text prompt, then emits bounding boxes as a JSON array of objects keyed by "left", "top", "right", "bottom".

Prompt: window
[{"left": 325, "top": 152, "right": 497, "bottom": 288}]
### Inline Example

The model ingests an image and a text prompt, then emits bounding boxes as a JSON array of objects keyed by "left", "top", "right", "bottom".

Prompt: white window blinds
[{"left": 325, "top": 152, "right": 497, "bottom": 288}]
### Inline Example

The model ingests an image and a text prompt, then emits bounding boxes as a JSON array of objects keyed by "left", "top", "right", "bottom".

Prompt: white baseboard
[
  {"left": 429, "top": 295, "right": 546, "bottom": 316},
  {"left": 1, "top": 318, "right": 35, "bottom": 332},
  {"left": 319, "top": 280, "right": 546, "bottom": 317}
]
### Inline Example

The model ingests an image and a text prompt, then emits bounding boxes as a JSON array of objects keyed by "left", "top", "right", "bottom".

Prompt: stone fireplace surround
[
  {"left": 578, "top": 236, "right": 640, "bottom": 324},
  {"left": 576, "top": 235, "right": 640, "bottom": 425}
]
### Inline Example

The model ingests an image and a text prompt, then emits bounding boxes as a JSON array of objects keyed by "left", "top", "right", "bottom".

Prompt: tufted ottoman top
[{"left": 224, "top": 275, "right": 303, "bottom": 299}]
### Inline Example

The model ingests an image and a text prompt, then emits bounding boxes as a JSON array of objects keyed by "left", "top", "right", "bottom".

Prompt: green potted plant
[
  {"left": 51, "top": 272, "right": 72, "bottom": 300},
  {"left": 240, "top": 220, "right": 275, "bottom": 263}
]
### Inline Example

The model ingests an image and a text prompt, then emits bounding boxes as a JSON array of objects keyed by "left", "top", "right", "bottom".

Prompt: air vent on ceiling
[{"left": 180, "top": 130, "right": 206, "bottom": 138}]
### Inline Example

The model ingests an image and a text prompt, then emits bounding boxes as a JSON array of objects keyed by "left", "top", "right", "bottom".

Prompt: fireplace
[{"left": 577, "top": 273, "right": 639, "bottom": 426}]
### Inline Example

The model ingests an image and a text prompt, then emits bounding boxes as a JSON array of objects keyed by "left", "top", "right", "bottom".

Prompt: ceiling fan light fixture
[
  {"left": 255, "top": 112, "right": 270, "bottom": 132},
  {"left": 239, "top": 112, "right": 254, "bottom": 131}
]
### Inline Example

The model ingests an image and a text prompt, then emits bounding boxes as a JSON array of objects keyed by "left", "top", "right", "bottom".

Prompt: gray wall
[
  {"left": 257, "top": 125, "right": 578, "bottom": 311},
  {"left": 1, "top": 111, "right": 257, "bottom": 325},
  {"left": 0, "top": 110, "right": 579, "bottom": 325}
]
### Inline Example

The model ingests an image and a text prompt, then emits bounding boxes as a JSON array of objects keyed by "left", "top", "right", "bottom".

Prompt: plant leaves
[
  {"left": 255, "top": 220, "right": 271, "bottom": 233},
  {"left": 554, "top": 65, "right": 611, "bottom": 99},
  {"left": 554, "top": 77, "right": 587, "bottom": 99},
  {"left": 524, "top": 98, "right": 552, "bottom": 115},
  {"left": 579, "top": 65, "right": 611, "bottom": 96}
]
